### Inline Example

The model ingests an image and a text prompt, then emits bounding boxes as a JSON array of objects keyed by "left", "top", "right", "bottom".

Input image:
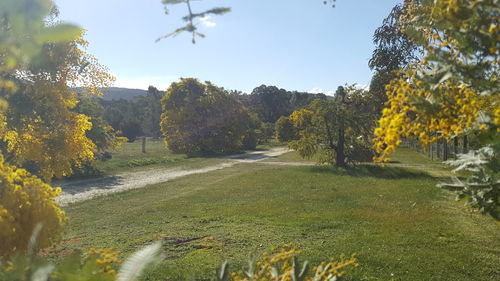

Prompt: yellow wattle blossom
[
  {"left": 87, "top": 247, "right": 122, "bottom": 277},
  {"left": 230, "top": 245, "right": 358, "bottom": 281},
  {"left": 373, "top": 67, "right": 497, "bottom": 163},
  {"left": 0, "top": 154, "right": 66, "bottom": 259}
]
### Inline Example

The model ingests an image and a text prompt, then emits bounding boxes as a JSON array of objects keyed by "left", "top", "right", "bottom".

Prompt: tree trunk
[{"left": 336, "top": 119, "right": 347, "bottom": 168}]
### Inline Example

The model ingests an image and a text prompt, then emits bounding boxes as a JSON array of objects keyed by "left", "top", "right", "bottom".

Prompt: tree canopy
[
  {"left": 373, "top": 0, "right": 499, "bottom": 220},
  {"left": 160, "top": 78, "right": 260, "bottom": 154},
  {"left": 287, "top": 86, "right": 377, "bottom": 167}
]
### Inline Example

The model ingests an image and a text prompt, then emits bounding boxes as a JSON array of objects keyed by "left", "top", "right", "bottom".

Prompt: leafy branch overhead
[
  {"left": 157, "top": 0, "right": 231, "bottom": 44},
  {"left": 158, "top": 0, "right": 337, "bottom": 43}
]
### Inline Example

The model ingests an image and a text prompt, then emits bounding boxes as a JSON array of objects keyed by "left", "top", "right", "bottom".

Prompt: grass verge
[{"left": 56, "top": 149, "right": 500, "bottom": 281}]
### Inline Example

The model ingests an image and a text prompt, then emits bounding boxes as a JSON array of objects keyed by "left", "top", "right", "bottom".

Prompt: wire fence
[
  {"left": 402, "top": 135, "right": 469, "bottom": 161},
  {"left": 116, "top": 137, "right": 167, "bottom": 155}
]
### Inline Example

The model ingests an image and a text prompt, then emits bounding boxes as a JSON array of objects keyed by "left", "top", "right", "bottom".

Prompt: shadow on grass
[{"left": 308, "top": 164, "right": 432, "bottom": 179}]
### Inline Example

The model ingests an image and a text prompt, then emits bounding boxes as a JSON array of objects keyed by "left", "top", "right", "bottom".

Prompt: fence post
[
  {"left": 463, "top": 135, "right": 468, "bottom": 153},
  {"left": 436, "top": 139, "right": 441, "bottom": 160},
  {"left": 443, "top": 141, "right": 448, "bottom": 161},
  {"left": 453, "top": 137, "right": 458, "bottom": 159},
  {"left": 142, "top": 136, "right": 146, "bottom": 153}
]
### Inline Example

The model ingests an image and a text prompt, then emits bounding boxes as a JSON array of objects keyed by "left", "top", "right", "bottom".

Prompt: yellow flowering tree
[
  {"left": 2, "top": 32, "right": 114, "bottom": 180},
  {"left": 0, "top": 0, "right": 115, "bottom": 259},
  {"left": 374, "top": 0, "right": 499, "bottom": 219},
  {"left": 0, "top": 0, "right": 80, "bottom": 259}
]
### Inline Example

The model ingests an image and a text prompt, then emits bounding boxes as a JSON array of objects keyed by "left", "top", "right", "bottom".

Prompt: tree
[
  {"left": 0, "top": 0, "right": 87, "bottom": 259},
  {"left": 368, "top": 1, "right": 419, "bottom": 113},
  {"left": 275, "top": 116, "right": 297, "bottom": 142},
  {"left": 145, "top": 86, "right": 163, "bottom": 138},
  {"left": 160, "top": 78, "right": 258, "bottom": 154},
  {"left": 373, "top": 0, "right": 499, "bottom": 220},
  {"left": 247, "top": 85, "right": 293, "bottom": 124},
  {"left": 288, "top": 86, "right": 376, "bottom": 168},
  {"left": 74, "top": 94, "right": 126, "bottom": 156}
]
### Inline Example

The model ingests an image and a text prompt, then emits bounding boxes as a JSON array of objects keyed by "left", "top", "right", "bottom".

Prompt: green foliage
[
  {"left": 275, "top": 116, "right": 297, "bottom": 142},
  {"left": 239, "top": 85, "right": 323, "bottom": 125},
  {"left": 0, "top": 0, "right": 80, "bottom": 94},
  {"left": 0, "top": 242, "right": 162, "bottom": 281},
  {"left": 160, "top": 78, "right": 259, "bottom": 154},
  {"left": 74, "top": 95, "right": 126, "bottom": 155},
  {"left": 376, "top": 0, "right": 499, "bottom": 220},
  {"left": 0, "top": 0, "right": 91, "bottom": 260},
  {"left": 368, "top": 1, "right": 419, "bottom": 113},
  {"left": 98, "top": 87, "right": 163, "bottom": 142},
  {"left": 101, "top": 100, "right": 143, "bottom": 143},
  {"left": 288, "top": 86, "right": 377, "bottom": 167},
  {"left": 246, "top": 85, "right": 293, "bottom": 124},
  {"left": 439, "top": 146, "right": 500, "bottom": 220}
]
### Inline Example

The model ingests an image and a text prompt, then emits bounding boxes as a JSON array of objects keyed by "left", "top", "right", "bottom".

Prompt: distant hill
[
  {"left": 100, "top": 87, "right": 147, "bottom": 100},
  {"left": 74, "top": 87, "right": 148, "bottom": 101}
]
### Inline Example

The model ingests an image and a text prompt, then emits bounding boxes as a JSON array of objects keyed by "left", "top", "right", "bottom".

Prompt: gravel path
[{"left": 56, "top": 148, "right": 293, "bottom": 206}]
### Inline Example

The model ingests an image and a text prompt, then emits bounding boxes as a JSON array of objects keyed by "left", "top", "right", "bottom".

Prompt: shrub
[{"left": 0, "top": 156, "right": 66, "bottom": 259}]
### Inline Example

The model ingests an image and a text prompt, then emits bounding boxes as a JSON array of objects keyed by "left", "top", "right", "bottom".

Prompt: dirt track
[{"left": 55, "top": 148, "right": 294, "bottom": 206}]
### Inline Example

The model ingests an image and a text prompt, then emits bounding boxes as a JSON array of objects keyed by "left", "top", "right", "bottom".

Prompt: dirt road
[{"left": 56, "top": 148, "right": 293, "bottom": 206}]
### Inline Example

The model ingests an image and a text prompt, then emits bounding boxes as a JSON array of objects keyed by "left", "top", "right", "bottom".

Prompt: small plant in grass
[
  {"left": 0, "top": 242, "right": 357, "bottom": 281},
  {"left": 0, "top": 242, "right": 162, "bottom": 281},
  {"left": 217, "top": 245, "right": 358, "bottom": 281}
]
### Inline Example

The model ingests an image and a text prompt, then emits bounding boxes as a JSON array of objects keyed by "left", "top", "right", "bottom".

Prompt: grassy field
[
  {"left": 84, "top": 140, "right": 226, "bottom": 176},
  {"left": 56, "top": 148, "right": 500, "bottom": 281}
]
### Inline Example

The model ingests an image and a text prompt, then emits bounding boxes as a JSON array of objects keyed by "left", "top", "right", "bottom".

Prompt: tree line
[{"left": 85, "top": 83, "right": 325, "bottom": 146}]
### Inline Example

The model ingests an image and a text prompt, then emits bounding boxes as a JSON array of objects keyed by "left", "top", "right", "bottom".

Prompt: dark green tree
[
  {"left": 247, "top": 85, "right": 292, "bottom": 124},
  {"left": 145, "top": 86, "right": 163, "bottom": 138},
  {"left": 74, "top": 94, "right": 125, "bottom": 155},
  {"left": 275, "top": 116, "right": 297, "bottom": 143},
  {"left": 160, "top": 78, "right": 258, "bottom": 154},
  {"left": 368, "top": 1, "right": 419, "bottom": 112}
]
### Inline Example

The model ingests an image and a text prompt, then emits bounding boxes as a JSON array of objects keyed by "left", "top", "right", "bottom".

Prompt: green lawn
[
  {"left": 85, "top": 140, "right": 225, "bottom": 176},
  {"left": 57, "top": 149, "right": 500, "bottom": 281}
]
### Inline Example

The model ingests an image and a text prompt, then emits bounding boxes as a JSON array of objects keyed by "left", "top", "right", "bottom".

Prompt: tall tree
[
  {"left": 368, "top": 1, "right": 419, "bottom": 112},
  {"left": 248, "top": 85, "right": 292, "bottom": 124},
  {"left": 161, "top": 78, "right": 258, "bottom": 154},
  {"left": 2, "top": 32, "right": 113, "bottom": 180},
  {"left": 288, "top": 86, "right": 377, "bottom": 168},
  {"left": 373, "top": 0, "right": 499, "bottom": 220},
  {"left": 145, "top": 86, "right": 163, "bottom": 138},
  {"left": 0, "top": 0, "right": 94, "bottom": 259},
  {"left": 74, "top": 94, "right": 126, "bottom": 155}
]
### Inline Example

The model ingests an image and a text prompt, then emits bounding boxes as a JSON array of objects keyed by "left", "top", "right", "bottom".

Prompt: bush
[{"left": 0, "top": 156, "right": 66, "bottom": 259}]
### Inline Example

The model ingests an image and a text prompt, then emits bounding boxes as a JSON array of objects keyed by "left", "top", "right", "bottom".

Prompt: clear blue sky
[{"left": 54, "top": 0, "right": 401, "bottom": 94}]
